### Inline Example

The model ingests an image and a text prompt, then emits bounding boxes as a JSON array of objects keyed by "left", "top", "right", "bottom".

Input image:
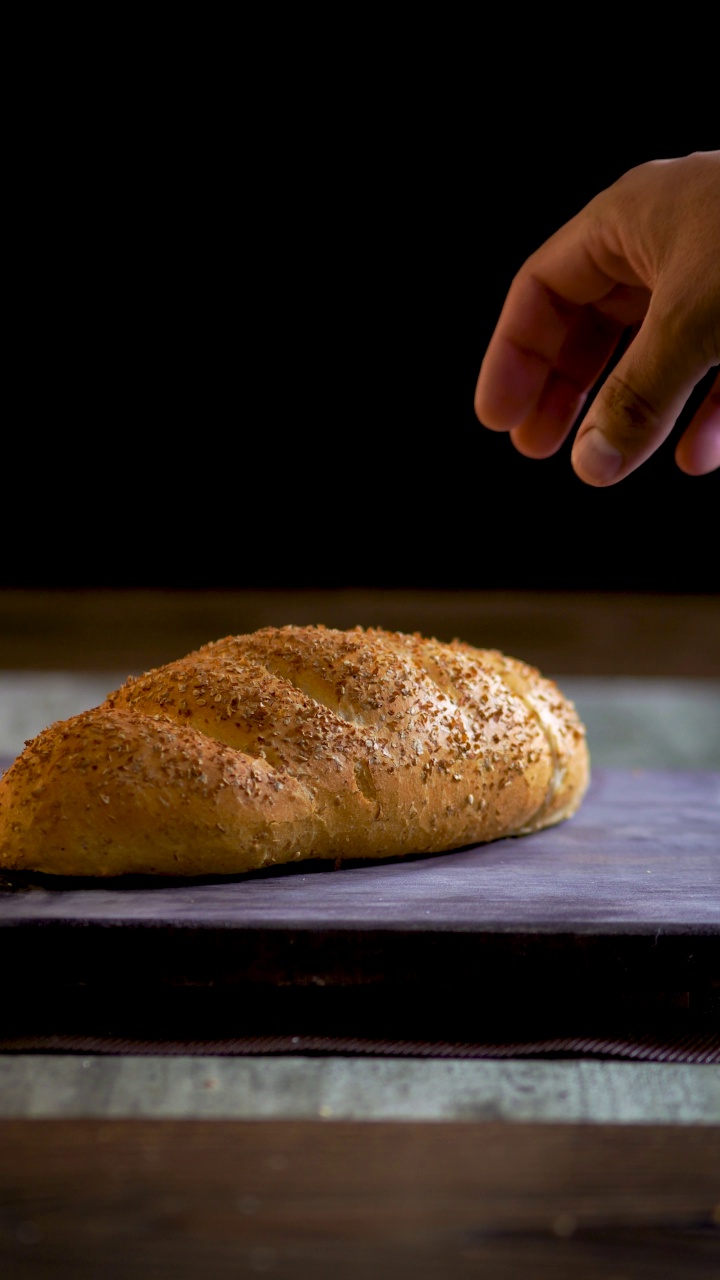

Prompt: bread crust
[{"left": 0, "top": 625, "right": 590, "bottom": 877}]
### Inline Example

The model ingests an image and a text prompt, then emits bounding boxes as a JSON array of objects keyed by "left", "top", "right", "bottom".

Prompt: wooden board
[
  {"left": 1, "top": 1119, "right": 719, "bottom": 1279},
  {"left": 0, "top": 768, "right": 718, "bottom": 1040}
]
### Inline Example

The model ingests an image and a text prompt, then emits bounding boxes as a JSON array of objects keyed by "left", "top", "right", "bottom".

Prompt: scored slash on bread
[{"left": 0, "top": 625, "right": 590, "bottom": 878}]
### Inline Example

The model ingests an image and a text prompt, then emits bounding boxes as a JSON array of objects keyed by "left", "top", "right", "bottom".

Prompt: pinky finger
[{"left": 675, "top": 368, "right": 720, "bottom": 476}]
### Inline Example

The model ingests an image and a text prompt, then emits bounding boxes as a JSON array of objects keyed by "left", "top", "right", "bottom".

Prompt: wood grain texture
[
  {"left": 0, "top": 589, "right": 718, "bottom": 677},
  {"left": 0, "top": 1119, "right": 718, "bottom": 1278}
]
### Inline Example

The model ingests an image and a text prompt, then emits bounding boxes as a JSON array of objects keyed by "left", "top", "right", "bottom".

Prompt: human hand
[{"left": 474, "top": 151, "right": 720, "bottom": 486}]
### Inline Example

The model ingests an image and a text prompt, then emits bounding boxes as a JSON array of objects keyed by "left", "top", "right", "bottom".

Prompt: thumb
[{"left": 570, "top": 312, "right": 710, "bottom": 487}]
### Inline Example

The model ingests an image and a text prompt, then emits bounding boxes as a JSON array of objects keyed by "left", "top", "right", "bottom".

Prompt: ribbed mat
[{"left": 1, "top": 1031, "right": 718, "bottom": 1062}]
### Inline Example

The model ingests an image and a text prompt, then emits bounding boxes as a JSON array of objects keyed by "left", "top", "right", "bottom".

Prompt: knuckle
[{"left": 602, "top": 374, "right": 658, "bottom": 435}]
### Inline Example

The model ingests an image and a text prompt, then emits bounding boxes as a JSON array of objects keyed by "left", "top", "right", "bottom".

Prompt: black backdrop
[{"left": 10, "top": 99, "right": 718, "bottom": 595}]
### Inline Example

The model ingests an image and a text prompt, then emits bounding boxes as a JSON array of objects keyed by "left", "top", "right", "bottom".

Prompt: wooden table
[{"left": 2, "top": 1118, "right": 718, "bottom": 1279}]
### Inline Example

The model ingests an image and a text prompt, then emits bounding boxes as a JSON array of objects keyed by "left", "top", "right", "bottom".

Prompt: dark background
[{"left": 9, "top": 60, "right": 718, "bottom": 595}]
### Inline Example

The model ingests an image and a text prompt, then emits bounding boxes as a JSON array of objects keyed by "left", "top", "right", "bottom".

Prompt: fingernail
[{"left": 573, "top": 431, "right": 623, "bottom": 485}]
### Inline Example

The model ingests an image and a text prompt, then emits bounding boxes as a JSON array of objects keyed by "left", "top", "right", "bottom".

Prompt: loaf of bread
[{"left": 0, "top": 625, "right": 590, "bottom": 877}]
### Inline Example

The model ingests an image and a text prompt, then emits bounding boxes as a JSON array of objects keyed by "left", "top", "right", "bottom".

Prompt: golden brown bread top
[{"left": 0, "top": 624, "right": 590, "bottom": 877}]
